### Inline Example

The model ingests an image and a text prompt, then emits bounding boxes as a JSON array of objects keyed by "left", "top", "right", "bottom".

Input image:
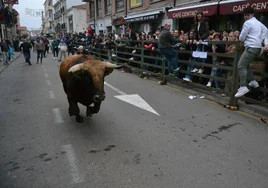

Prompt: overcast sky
[{"left": 13, "top": 0, "right": 44, "bottom": 30}]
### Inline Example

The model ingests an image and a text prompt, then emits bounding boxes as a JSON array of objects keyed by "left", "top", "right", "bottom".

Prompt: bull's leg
[
  {"left": 67, "top": 97, "right": 83, "bottom": 123},
  {"left": 86, "top": 102, "right": 101, "bottom": 117}
]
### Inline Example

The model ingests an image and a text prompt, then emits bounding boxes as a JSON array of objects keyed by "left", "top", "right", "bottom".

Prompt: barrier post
[
  {"left": 229, "top": 42, "right": 240, "bottom": 107},
  {"left": 161, "top": 58, "right": 167, "bottom": 84}
]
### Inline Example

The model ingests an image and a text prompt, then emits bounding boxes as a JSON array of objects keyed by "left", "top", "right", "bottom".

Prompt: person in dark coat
[
  {"left": 193, "top": 11, "right": 210, "bottom": 74},
  {"left": 195, "top": 11, "right": 209, "bottom": 42},
  {"left": 126, "top": 26, "right": 137, "bottom": 46}
]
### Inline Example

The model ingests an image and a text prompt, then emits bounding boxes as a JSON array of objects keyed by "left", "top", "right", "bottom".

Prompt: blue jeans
[
  {"left": 185, "top": 57, "right": 196, "bottom": 80},
  {"left": 209, "top": 68, "right": 220, "bottom": 88},
  {"left": 196, "top": 44, "right": 207, "bottom": 68},
  {"left": 23, "top": 51, "right": 31, "bottom": 65},
  {"left": 160, "top": 48, "right": 179, "bottom": 73}
]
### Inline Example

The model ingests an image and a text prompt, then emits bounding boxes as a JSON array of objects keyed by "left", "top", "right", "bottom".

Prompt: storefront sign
[
  {"left": 130, "top": 0, "right": 142, "bottom": 8},
  {"left": 220, "top": 0, "right": 268, "bottom": 15},
  {"left": 4, "top": 0, "right": 18, "bottom": 4},
  {"left": 168, "top": 5, "right": 217, "bottom": 19},
  {"left": 126, "top": 14, "right": 159, "bottom": 23}
]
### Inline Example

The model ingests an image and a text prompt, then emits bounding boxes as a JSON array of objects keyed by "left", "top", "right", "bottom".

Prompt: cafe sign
[
  {"left": 168, "top": 5, "right": 217, "bottom": 19},
  {"left": 220, "top": 0, "right": 268, "bottom": 15}
]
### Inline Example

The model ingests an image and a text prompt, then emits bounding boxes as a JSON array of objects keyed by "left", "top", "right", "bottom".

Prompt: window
[
  {"left": 97, "top": 0, "right": 102, "bottom": 18},
  {"left": 105, "top": 0, "right": 111, "bottom": 15},
  {"left": 90, "top": 2, "right": 94, "bottom": 19},
  {"left": 116, "top": 0, "right": 124, "bottom": 12}
]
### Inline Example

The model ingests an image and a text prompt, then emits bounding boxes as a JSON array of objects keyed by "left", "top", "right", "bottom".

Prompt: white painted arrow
[{"left": 104, "top": 82, "right": 160, "bottom": 116}]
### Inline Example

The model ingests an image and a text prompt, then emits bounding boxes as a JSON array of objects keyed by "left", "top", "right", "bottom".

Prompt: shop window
[
  {"left": 105, "top": 0, "right": 111, "bottom": 15},
  {"left": 97, "top": 0, "right": 102, "bottom": 18},
  {"left": 116, "top": 0, "right": 124, "bottom": 12}
]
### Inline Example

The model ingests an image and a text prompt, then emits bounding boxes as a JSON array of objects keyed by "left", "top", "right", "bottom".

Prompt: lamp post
[{"left": 90, "top": 0, "right": 95, "bottom": 32}]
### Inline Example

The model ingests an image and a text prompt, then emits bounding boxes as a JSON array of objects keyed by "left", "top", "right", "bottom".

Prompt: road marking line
[
  {"left": 46, "top": 80, "right": 51, "bottom": 86},
  {"left": 62, "top": 144, "right": 84, "bottom": 184},
  {"left": 49, "top": 90, "right": 55, "bottom": 99},
  {"left": 104, "top": 82, "right": 126, "bottom": 95},
  {"left": 45, "top": 73, "right": 48, "bottom": 78},
  {"left": 52, "top": 108, "right": 64, "bottom": 123}
]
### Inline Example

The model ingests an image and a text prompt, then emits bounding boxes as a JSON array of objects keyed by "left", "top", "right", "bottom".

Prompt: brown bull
[{"left": 59, "top": 54, "right": 121, "bottom": 122}]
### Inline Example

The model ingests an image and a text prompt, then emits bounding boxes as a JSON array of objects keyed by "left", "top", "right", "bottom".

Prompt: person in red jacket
[
  {"left": 143, "top": 35, "right": 158, "bottom": 74},
  {"left": 87, "top": 26, "right": 93, "bottom": 43}
]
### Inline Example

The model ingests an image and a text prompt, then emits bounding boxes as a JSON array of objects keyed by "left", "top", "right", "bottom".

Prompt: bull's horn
[
  {"left": 68, "top": 64, "right": 84, "bottom": 73},
  {"left": 105, "top": 62, "right": 123, "bottom": 69}
]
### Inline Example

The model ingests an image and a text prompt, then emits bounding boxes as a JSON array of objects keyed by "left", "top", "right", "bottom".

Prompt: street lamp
[
  {"left": 82, "top": 0, "right": 95, "bottom": 31},
  {"left": 90, "top": 0, "right": 95, "bottom": 32}
]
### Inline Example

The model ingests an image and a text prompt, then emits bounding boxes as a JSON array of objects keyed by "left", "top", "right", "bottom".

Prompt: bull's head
[{"left": 68, "top": 60, "right": 122, "bottom": 102}]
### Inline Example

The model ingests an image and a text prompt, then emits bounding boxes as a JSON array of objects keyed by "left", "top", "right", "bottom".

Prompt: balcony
[{"left": 48, "top": 17, "right": 53, "bottom": 22}]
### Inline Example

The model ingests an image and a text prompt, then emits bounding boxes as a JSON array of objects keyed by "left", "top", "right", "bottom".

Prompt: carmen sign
[
  {"left": 220, "top": 0, "right": 268, "bottom": 15},
  {"left": 168, "top": 5, "right": 217, "bottom": 19}
]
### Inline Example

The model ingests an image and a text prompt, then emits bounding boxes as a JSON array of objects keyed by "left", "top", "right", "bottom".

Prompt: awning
[
  {"left": 219, "top": 0, "right": 268, "bottom": 15},
  {"left": 168, "top": 0, "right": 219, "bottom": 19},
  {"left": 124, "top": 10, "right": 163, "bottom": 23}
]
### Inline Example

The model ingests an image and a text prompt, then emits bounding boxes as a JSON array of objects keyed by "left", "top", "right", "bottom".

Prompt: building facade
[
  {"left": 0, "top": 0, "right": 19, "bottom": 41},
  {"left": 53, "top": 0, "right": 85, "bottom": 37},
  {"left": 82, "top": 0, "right": 268, "bottom": 36},
  {"left": 43, "top": 0, "right": 54, "bottom": 34},
  {"left": 67, "top": 4, "right": 87, "bottom": 34},
  {"left": 84, "top": 0, "right": 173, "bottom": 35}
]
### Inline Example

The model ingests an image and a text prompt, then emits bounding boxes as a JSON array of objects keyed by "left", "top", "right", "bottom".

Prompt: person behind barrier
[
  {"left": 77, "top": 46, "right": 89, "bottom": 55},
  {"left": 159, "top": 22, "right": 180, "bottom": 76},
  {"left": 234, "top": 7, "right": 268, "bottom": 98},
  {"left": 193, "top": 11, "right": 210, "bottom": 74}
]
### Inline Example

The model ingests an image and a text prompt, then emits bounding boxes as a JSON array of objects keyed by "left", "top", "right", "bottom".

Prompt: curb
[{"left": 0, "top": 53, "right": 22, "bottom": 74}]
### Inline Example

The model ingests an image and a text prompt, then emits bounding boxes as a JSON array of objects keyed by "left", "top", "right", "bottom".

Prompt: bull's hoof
[{"left": 76, "top": 115, "right": 84, "bottom": 123}]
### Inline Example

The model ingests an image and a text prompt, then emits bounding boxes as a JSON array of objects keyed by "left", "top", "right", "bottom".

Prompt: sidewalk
[{"left": 0, "top": 52, "right": 22, "bottom": 74}]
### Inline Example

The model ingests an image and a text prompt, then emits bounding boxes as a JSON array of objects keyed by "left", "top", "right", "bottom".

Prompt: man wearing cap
[{"left": 234, "top": 7, "right": 268, "bottom": 98}]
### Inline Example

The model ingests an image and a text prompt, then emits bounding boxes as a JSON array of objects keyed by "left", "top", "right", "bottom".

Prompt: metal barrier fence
[{"left": 89, "top": 40, "right": 268, "bottom": 109}]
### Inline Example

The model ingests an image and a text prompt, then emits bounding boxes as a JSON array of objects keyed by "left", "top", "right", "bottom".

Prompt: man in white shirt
[{"left": 235, "top": 7, "right": 268, "bottom": 98}]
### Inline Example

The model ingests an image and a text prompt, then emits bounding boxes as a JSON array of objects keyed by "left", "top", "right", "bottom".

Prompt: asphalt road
[{"left": 0, "top": 52, "right": 268, "bottom": 188}]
